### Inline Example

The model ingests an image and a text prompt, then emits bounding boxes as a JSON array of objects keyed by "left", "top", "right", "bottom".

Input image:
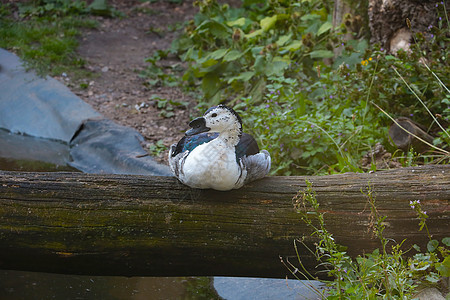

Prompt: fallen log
[{"left": 0, "top": 165, "right": 449, "bottom": 279}]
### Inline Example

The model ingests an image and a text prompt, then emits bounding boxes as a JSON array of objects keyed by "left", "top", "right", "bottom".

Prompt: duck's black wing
[{"left": 235, "top": 133, "right": 260, "bottom": 160}]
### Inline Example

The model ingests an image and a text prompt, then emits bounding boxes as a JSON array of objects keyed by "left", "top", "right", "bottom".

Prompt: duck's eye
[{"left": 211, "top": 113, "right": 217, "bottom": 118}]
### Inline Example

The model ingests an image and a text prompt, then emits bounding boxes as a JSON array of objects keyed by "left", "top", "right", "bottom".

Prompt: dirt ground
[{"left": 68, "top": 0, "right": 199, "bottom": 164}]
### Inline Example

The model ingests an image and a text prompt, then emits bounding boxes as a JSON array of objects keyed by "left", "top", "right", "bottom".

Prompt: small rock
[
  {"left": 101, "top": 66, "right": 109, "bottom": 73},
  {"left": 134, "top": 102, "right": 148, "bottom": 111},
  {"left": 413, "top": 287, "right": 445, "bottom": 300}
]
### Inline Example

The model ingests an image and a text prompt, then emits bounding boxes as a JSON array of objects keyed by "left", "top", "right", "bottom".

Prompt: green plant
[
  {"left": 174, "top": 0, "right": 337, "bottom": 104},
  {"left": 285, "top": 181, "right": 449, "bottom": 299},
  {"left": 150, "top": 95, "right": 189, "bottom": 118},
  {"left": 146, "top": 139, "right": 167, "bottom": 156},
  {"left": 0, "top": 1, "right": 98, "bottom": 77},
  {"left": 18, "top": 0, "right": 88, "bottom": 17},
  {"left": 173, "top": 0, "right": 449, "bottom": 175},
  {"left": 18, "top": 0, "right": 121, "bottom": 18},
  {"left": 140, "top": 50, "right": 183, "bottom": 88}
]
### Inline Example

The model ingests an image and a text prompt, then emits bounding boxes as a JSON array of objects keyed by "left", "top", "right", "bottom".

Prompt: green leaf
[
  {"left": 425, "top": 272, "right": 440, "bottom": 283},
  {"left": 251, "top": 46, "right": 264, "bottom": 56},
  {"left": 317, "top": 21, "right": 332, "bottom": 36},
  {"left": 309, "top": 50, "right": 334, "bottom": 59},
  {"left": 245, "top": 29, "right": 263, "bottom": 39},
  {"left": 200, "top": 58, "right": 218, "bottom": 68},
  {"left": 276, "top": 34, "right": 292, "bottom": 47},
  {"left": 199, "top": 20, "right": 230, "bottom": 39},
  {"left": 227, "top": 71, "right": 255, "bottom": 83},
  {"left": 248, "top": 77, "right": 265, "bottom": 102},
  {"left": 227, "top": 17, "right": 246, "bottom": 27},
  {"left": 209, "top": 48, "right": 228, "bottom": 60},
  {"left": 88, "top": 0, "right": 108, "bottom": 10},
  {"left": 202, "top": 74, "right": 220, "bottom": 98},
  {"left": 223, "top": 50, "right": 243, "bottom": 62},
  {"left": 301, "top": 14, "right": 320, "bottom": 22},
  {"left": 266, "top": 60, "right": 288, "bottom": 76},
  {"left": 427, "top": 239, "right": 439, "bottom": 252},
  {"left": 283, "top": 40, "right": 302, "bottom": 51},
  {"left": 435, "top": 256, "right": 450, "bottom": 277},
  {"left": 260, "top": 15, "right": 277, "bottom": 31},
  {"left": 442, "top": 237, "right": 450, "bottom": 246},
  {"left": 88, "top": 0, "right": 113, "bottom": 16},
  {"left": 254, "top": 55, "right": 266, "bottom": 74}
]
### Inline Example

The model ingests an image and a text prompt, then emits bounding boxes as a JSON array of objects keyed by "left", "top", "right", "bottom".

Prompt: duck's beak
[{"left": 186, "top": 117, "right": 210, "bottom": 136}]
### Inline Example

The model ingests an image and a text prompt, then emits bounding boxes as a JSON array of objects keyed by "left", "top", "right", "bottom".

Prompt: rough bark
[
  {"left": 368, "top": 0, "right": 438, "bottom": 52},
  {"left": 333, "top": 0, "right": 352, "bottom": 57},
  {"left": 0, "top": 166, "right": 449, "bottom": 279}
]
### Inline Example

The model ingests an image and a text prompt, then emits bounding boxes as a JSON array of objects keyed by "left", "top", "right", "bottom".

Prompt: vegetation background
[
  {"left": 172, "top": 0, "right": 449, "bottom": 175},
  {"left": 0, "top": 0, "right": 449, "bottom": 299},
  {"left": 0, "top": 0, "right": 448, "bottom": 176}
]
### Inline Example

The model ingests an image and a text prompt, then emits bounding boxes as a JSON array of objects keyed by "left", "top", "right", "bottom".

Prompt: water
[
  {"left": 0, "top": 129, "right": 77, "bottom": 172},
  {"left": 0, "top": 270, "right": 220, "bottom": 300}
]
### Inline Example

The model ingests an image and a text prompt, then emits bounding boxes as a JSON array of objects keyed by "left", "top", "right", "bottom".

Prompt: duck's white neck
[{"left": 218, "top": 125, "right": 241, "bottom": 147}]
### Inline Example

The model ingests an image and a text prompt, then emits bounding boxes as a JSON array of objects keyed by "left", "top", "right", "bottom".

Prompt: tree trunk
[
  {"left": 368, "top": 0, "right": 438, "bottom": 53},
  {"left": 332, "top": 0, "right": 352, "bottom": 57},
  {"left": 0, "top": 166, "right": 449, "bottom": 279}
]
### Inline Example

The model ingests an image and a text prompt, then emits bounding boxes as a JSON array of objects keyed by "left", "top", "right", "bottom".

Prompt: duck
[{"left": 168, "top": 104, "right": 271, "bottom": 191}]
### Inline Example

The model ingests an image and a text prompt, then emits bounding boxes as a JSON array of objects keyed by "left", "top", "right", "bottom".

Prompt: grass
[{"left": 0, "top": 2, "right": 97, "bottom": 79}]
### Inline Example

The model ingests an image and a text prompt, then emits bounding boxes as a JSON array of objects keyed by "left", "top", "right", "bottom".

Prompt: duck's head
[{"left": 186, "top": 104, "right": 243, "bottom": 137}]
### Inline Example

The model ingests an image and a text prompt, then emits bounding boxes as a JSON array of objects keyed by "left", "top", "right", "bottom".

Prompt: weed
[
  {"left": 0, "top": 1, "right": 99, "bottom": 78},
  {"left": 0, "top": 0, "right": 123, "bottom": 78},
  {"left": 146, "top": 140, "right": 166, "bottom": 156},
  {"left": 150, "top": 95, "right": 189, "bottom": 118},
  {"left": 140, "top": 50, "right": 183, "bottom": 88},
  {"left": 286, "top": 181, "right": 449, "bottom": 299},
  {"left": 18, "top": 0, "right": 122, "bottom": 18}
]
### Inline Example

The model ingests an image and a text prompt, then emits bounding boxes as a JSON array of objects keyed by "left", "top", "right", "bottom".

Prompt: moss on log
[{"left": 0, "top": 165, "right": 449, "bottom": 278}]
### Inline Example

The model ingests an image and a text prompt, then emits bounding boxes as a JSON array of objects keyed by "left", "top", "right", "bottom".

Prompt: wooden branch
[
  {"left": 0, "top": 165, "right": 449, "bottom": 279},
  {"left": 389, "top": 117, "right": 434, "bottom": 153}
]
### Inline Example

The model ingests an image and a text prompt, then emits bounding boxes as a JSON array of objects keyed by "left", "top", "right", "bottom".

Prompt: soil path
[{"left": 70, "top": 0, "right": 198, "bottom": 164}]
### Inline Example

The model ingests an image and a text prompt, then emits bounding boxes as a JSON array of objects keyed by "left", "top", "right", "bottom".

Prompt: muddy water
[{"left": 0, "top": 270, "right": 219, "bottom": 300}]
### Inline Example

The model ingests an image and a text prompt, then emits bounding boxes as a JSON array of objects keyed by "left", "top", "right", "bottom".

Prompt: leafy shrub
[
  {"left": 174, "top": 0, "right": 449, "bottom": 175},
  {"left": 173, "top": 0, "right": 336, "bottom": 104}
]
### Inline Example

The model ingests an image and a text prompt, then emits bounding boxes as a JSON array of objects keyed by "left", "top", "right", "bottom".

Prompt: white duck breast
[
  {"left": 181, "top": 138, "right": 242, "bottom": 191},
  {"left": 168, "top": 105, "right": 271, "bottom": 191}
]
